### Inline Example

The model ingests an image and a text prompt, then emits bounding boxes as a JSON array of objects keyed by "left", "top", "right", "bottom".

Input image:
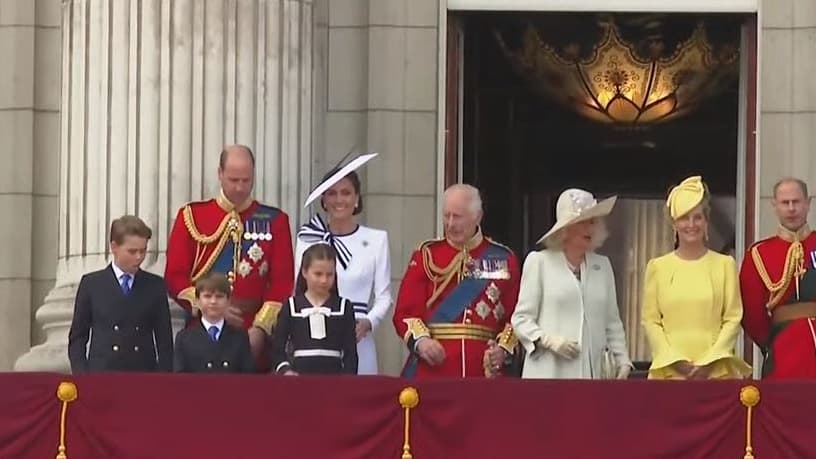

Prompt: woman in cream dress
[
  {"left": 641, "top": 176, "right": 751, "bottom": 380},
  {"left": 511, "top": 188, "right": 633, "bottom": 379}
]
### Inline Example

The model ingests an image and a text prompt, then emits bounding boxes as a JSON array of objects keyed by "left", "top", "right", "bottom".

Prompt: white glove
[
  {"left": 538, "top": 335, "right": 580, "bottom": 359},
  {"left": 616, "top": 365, "right": 631, "bottom": 380}
]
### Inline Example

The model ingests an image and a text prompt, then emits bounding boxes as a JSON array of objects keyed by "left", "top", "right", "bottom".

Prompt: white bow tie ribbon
[
  {"left": 297, "top": 214, "right": 353, "bottom": 269},
  {"left": 302, "top": 306, "right": 331, "bottom": 340}
]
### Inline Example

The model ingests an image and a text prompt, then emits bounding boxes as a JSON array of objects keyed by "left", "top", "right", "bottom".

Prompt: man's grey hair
[
  {"left": 444, "top": 183, "right": 483, "bottom": 216},
  {"left": 773, "top": 177, "right": 809, "bottom": 199}
]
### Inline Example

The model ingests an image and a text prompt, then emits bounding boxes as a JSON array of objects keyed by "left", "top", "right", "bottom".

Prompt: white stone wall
[
  {"left": 758, "top": 0, "right": 816, "bottom": 233},
  {"left": 0, "top": 0, "right": 60, "bottom": 371}
]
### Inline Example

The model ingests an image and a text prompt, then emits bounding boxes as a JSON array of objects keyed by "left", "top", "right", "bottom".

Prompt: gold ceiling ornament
[{"left": 495, "top": 22, "right": 738, "bottom": 124}]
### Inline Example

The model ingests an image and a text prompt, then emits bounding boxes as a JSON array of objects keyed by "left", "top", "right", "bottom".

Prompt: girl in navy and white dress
[
  {"left": 297, "top": 153, "right": 392, "bottom": 375},
  {"left": 271, "top": 243, "right": 358, "bottom": 375}
]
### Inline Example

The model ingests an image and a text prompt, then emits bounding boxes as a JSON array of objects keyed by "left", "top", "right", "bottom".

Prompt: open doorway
[{"left": 450, "top": 11, "right": 755, "bottom": 372}]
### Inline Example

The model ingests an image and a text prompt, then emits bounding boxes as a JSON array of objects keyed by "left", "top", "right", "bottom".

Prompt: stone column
[
  {"left": 0, "top": 0, "right": 35, "bottom": 371},
  {"left": 15, "top": 0, "right": 314, "bottom": 372}
]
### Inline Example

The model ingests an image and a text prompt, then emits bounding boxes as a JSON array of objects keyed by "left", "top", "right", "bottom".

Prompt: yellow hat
[{"left": 667, "top": 176, "right": 708, "bottom": 220}]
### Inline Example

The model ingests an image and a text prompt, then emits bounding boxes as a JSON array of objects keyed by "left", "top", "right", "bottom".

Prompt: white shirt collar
[
  {"left": 111, "top": 263, "right": 135, "bottom": 282},
  {"left": 201, "top": 317, "right": 225, "bottom": 331}
]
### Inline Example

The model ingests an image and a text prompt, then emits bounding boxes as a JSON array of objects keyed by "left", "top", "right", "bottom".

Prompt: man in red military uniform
[
  {"left": 740, "top": 177, "right": 816, "bottom": 379},
  {"left": 165, "top": 145, "right": 294, "bottom": 368},
  {"left": 393, "top": 184, "right": 520, "bottom": 378}
]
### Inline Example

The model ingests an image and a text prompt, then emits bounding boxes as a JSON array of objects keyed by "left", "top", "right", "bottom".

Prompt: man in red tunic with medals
[
  {"left": 392, "top": 184, "right": 521, "bottom": 378},
  {"left": 740, "top": 177, "right": 816, "bottom": 378},
  {"left": 165, "top": 145, "right": 295, "bottom": 368}
]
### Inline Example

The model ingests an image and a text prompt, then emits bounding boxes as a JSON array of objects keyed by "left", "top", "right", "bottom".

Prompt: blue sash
[{"left": 402, "top": 243, "right": 508, "bottom": 378}]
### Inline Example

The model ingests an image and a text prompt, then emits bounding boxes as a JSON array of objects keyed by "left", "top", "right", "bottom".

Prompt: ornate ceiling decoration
[{"left": 495, "top": 21, "right": 739, "bottom": 125}]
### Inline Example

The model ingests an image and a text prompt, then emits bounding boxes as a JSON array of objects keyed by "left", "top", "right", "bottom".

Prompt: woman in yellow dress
[{"left": 641, "top": 176, "right": 751, "bottom": 380}]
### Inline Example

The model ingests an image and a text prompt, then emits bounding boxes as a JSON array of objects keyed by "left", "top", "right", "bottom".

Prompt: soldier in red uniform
[
  {"left": 740, "top": 177, "right": 816, "bottom": 378},
  {"left": 165, "top": 145, "right": 295, "bottom": 369},
  {"left": 392, "top": 184, "right": 520, "bottom": 378}
]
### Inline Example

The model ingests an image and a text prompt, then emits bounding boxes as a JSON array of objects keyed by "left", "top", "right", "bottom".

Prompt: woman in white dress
[
  {"left": 511, "top": 188, "right": 633, "bottom": 379},
  {"left": 296, "top": 153, "right": 392, "bottom": 375}
]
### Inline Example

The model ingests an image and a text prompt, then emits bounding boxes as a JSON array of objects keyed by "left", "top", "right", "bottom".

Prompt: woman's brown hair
[
  {"left": 296, "top": 243, "right": 340, "bottom": 297},
  {"left": 320, "top": 170, "right": 363, "bottom": 216}
]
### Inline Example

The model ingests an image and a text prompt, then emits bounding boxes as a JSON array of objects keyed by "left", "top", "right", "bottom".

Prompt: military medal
[
  {"left": 243, "top": 220, "right": 252, "bottom": 240},
  {"left": 263, "top": 221, "right": 272, "bottom": 241},
  {"left": 477, "top": 258, "right": 510, "bottom": 280},
  {"left": 464, "top": 256, "right": 477, "bottom": 278},
  {"left": 251, "top": 221, "right": 259, "bottom": 241}
]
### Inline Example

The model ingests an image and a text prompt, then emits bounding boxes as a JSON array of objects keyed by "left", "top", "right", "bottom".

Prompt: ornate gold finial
[
  {"left": 740, "top": 385, "right": 760, "bottom": 459},
  {"left": 399, "top": 387, "right": 420, "bottom": 459},
  {"left": 56, "top": 382, "right": 78, "bottom": 459}
]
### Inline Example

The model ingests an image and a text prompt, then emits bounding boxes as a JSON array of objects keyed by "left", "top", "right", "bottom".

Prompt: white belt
[{"left": 293, "top": 349, "right": 342, "bottom": 358}]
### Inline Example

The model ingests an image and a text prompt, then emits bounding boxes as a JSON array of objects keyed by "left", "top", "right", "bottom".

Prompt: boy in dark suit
[
  {"left": 68, "top": 215, "right": 174, "bottom": 373},
  {"left": 173, "top": 273, "right": 255, "bottom": 373}
]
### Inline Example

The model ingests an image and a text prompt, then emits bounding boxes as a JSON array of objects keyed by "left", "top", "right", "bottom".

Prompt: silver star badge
[
  {"left": 486, "top": 282, "right": 500, "bottom": 303},
  {"left": 493, "top": 301, "right": 505, "bottom": 321},
  {"left": 247, "top": 242, "right": 264, "bottom": 263},
  {"left": 475, "top": 300, "right": 490, "bottom": 320},
  {"left": 237, "top": 260, "right": 252, "bottom": 278}
]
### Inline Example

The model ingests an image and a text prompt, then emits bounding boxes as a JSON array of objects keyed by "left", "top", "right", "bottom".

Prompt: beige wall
[
  {"left": 0, "top": 0, "right": 59, "bottom": 370},
  {"left": 758, "top": 0, "right": 816, "bottom": 235}
]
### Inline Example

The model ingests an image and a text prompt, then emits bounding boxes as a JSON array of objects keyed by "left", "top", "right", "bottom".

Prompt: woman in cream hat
[
  {"left": 511, "top": 188, "right": 633, "bottom": 379},
  {"left": 641, "top": 176, "right": 751, "bottom": 379}
]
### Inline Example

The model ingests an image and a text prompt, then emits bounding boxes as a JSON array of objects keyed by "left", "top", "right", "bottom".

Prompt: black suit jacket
[
  {"left": 173, "top": 322, "right": 255, "bottom": 373},
  {"left": 68, "top": 265, "right": 174, "bottom": 373}
]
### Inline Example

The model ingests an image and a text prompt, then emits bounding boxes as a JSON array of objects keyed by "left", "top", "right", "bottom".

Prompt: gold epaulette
[
  {"left": 750, "top": 238, "right": 806, "bottom": 310},
  {"left": 182, "top": 203, "right": 235, "bottom": 244},
  {"left": 414, "top": 238, "right": 444, "bottom": 281},
  {"left": 420, "top": 239, "right": 467, "bottom": 308},
  {"left": 177, "top": 286, "right": 198, "bottom": 313},
  {"left": 414, "top": 236, "right": 444, "bottom": 252}
]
